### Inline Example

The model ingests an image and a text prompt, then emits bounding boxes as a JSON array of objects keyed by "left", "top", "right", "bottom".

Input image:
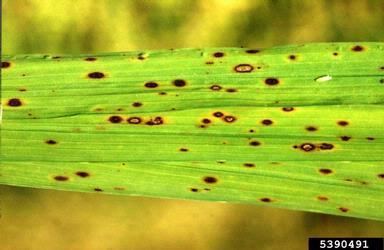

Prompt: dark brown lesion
[
  {"left": 88, "top": 72, "right": 105, "bottom": 79},
  {"left": 203, "top": 176, "right": 218, "bottom": 184},
  {"left": 234, "top": 64, "right": 254, "bottom": 73},
  {"left": 146, "top": 116, "right": 164, "bottom": 126},
  {"left": 54, "top": 175, "right": 68, "bottom": 181},
  {"left": 2, "top": 61, "right": 11, "bottom": 68},
  {"left": 7, "top": 98, "right": 22, "bottom": 107}
]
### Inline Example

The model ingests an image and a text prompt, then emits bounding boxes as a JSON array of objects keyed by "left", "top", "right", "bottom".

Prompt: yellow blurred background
[{"left": 1, "top": 0, "right": 384, "bottom": 249}]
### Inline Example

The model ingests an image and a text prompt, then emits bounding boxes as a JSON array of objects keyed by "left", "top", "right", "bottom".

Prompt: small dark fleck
[
  {"left": 245, "top": 49, "right": 260, "bottom": 54},
  {"left": 260, "top": 198, "right": 272, "bottom": 202},
  {"left": 52, "top": 56, "right": 61, "bottom": 59},
  {"left": 317, "top": 196, "right": 329, "bottom": 201},
  {"left": 345, "top": 178, "right": 353, "bottom": 182},
  {"left": 203, "top": 176, "right": 218, "bottom": 184},
  {"left": 127, "top": 117, "right": 142, "bottom": 124},
  {"left": 132, "top": 102, "right": 142, "bottom": 107},
  {"left": 7, "top": 98, "right": 22, "bottom": 107},
  {"left": 264, "top": 77, "right": 279, "bottom": 85},
  {"left": 199, "top": 125, "right": 206, "bottom": 128},
  {"left": 173, "top": 79, "right": 187, "bottom": 87},
  {"left": 159, "top": 92, "right": 167, "bottom": 95},
  {"left": 2, "top": 61, "right": 11, "bottom": 68},
  {"left": 319, "top": 143, "right": 334, "bottom": 150},
  {"left": 213, "top": 111, "right": 224, "bottom": 118},
  {"left": 306, "top": 126, "right": 317, "bottom": 132},
  {"left": 204, "top": 188, "right": 211, "bottom": 191},
  {"left": 249, "top": 129, "right": 255, "bottom": 133},
  {"left": 366, "top": 137, "right": 375, "bottom": 141},
  {"left": 114, "top": 187, "right": 125, "bottom": 191},
  {"left": 282, "top": 107, "right": 294, "bottom": 112},
  {"left": 54, "top": 176, "right": 68, "bottom": 181},
  {"left": 261, "top": 119, "right": 273, "bottom": 126},
  {"left": 179, "top": 148, "right": 189, "bottom": 152},
  {"left": 377, "top": 173, "right": 384, "bottom": 179},
  {"left": 137, "top": 53, "right": 146, "bottom": 60},
  {"left": 202, "top": 118, "right": 211, "bottom": 124},
  {"left": 234, "top": 64, "right": 254, "bottom": 73},
  {"left": 299, "top": 143, "right": 315, "bottom": 152},
  {"left": 85, "top": 57, "right": 97, "bottom": 61},
  {"left": 205, "top": 61, "right": 214, "bottom": 65},
  {"left": 380, "top": 66, "right": 384, "bottom": 70},
  {"left": 94, "top": 188, "right": 103, "bottom": 192},
  {"left": 288, "top": 55, "right": 297, "bottom": 60},
  {"left": 190, "top": 188, "right": 199, "bottom": 192},
  {"left": 213, "top": 52, "right": 224, "bottom": 57},
  {"left": 210, "top": 85, "right": 222, "bottom": 91},
  {"left": 226, "top": 88, "right": 237, "bottom": 93},
  {"left": 46, "top": 139, "right": 57, "bottom": 145},
  {"left": 337, "top": 120, "right": 349, "bottom": 126},
  {"left": 339, "top": 207, "right": 349, "bottom": 213},
  {"left": 76, "top": 171, "right": 90, "bottom": 178},
  {"left": 117, "top": 108, "right": 124, "bottom": 111},
  {"left": 243, "top": 163, "right": 255, "bottom": 168},
  {"left": 19, "top": 88, "right": 27, "bottom": 92},
  {"left": 223, "top": 115, "right": 236, "bottom": 123},
  {"left": 351, "top": 45, "right": 364, "bottom": 52},
  {"left": 88, "top": 72, "right": 105, "bottom": 79},
  {"left": 217, "top": 160, "right": 225, "bottom": 164},
  {"left": 145, "top": 81, "right": 158, "bottom": 88},
  {"left": 249, "top": 140, "right": 261, "bottom": 146},
  {"left": 340, "top": 136, "right": 351, "bottom": 141},
  {"left": 109, "top": 115, "right": 123, "bottom": 123},
  {"left": 319, "top": 168, "right": 333, "bottom": 175}
]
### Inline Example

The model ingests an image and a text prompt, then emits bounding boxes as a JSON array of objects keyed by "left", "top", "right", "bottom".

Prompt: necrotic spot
[
  {"left": 190, "top": 188, "right": 199, "bottom": 192},
  {"left": 7, "top": 98, "right": 22, "bottom": 107},
  {"left": 127, "top": 117, "right": 142, "bottom": 124},
  {"left": 339, "top": 207, "right": 349, "bottom": 213},
  {"left": 203, "top": 176, "right": 218, "bottom": 184},
  {"left": 173, "top": 79, "right": 187, "bottom": 87},
  {"left": 333, "top": 52, "right": 339, "bottom": 56},
  {"left": 88, "top": 72, "right": 105, "bottom": 79},
  {"left": 46, "top": 139, "right": 57, "bottom": 145},
  {"left": 2, "top": 61, "right": 11, "bottom": 68},
  {"left": 19, "top": 88, "right": 27, "bottom": 92},
  {"left": 146, "top": 116, "right": 163, "bottom": 126},
  {"left": 319, "top": 143, "right": 334, "bottom": 150},
  {"left": 132, "top": 102, "right": 142, "bottom": 107},
  {"left": 205, "top": 61, "right": 214, "bottom": 65},
  {"left": 319, "top": 168, "right": 333, "bottom": 174},
  {"left": 264, "top": 77, "right": 279, "bottom": 85},
  {"left": 213, "top": 52, "right": 224, "bottom": 57},
  {"left": 366, "top": 137, "right": 375, "bottom": 141},
  {"left": 159, "top": 92, "right": 167, "bottom": 95},
  {"left": 145, "top": 81, "right": 158, "bottom": 88},
  {"left": 260, "top": 198, "right": 272, "bottom": 202},
  {"left": 85, "top": 57, "right": 97, "bottom": 61},
  {"left": 223, "top": 115, "right": 236, "bottom": 123},
  {"left": 249, "top": 129, "right": 255, "bottom": 133},
  {"left": 351, "top": 45, "right": 364, "bottom": 52},
  {"left": 243, "top": 163, "right": 255, "bottom": 168},
  {"left": 76, "top": 171, "right": 90, "bottom": 178},
  {"left": 109, "top": 116, "right": 123, "bottom": 123},
  {"left": 249, "top": 140, "right": 261, "bottom": 146},
  {"left": 377, "top": 173, "right": 384, "bottom": 179},
  {"left": 234, "top": 64, "right": 254, "bottom": 73},
  {"left": 261, "top": 119, "right": 273, "bottom": 126},
  {"left": 179, "top": 148, "right": 189, "bottom": 152},
  {"left": 380, "top": 79, "right": 384, "bottom": 84},
  {"left": 299, "top": 143, "right": 315, "bottom": 152},
  {"left": 226, "top": 88, "right": 237, "bottom": 93},
  {"left": 317, "top": 196, "right": 329, "bottom": 201},
  {"left": 202, "top": 118, "right": 211, "bottom": 124},
  {"left": 337, "top": 120, "right": 349, "bottom": 126},
  {"left": 282, "top": 107, "right": 294, "bottom": 112},
  {"left": 288, "top": 55, "right": 297, "bottom": 60},
  {"left": 210, "top": 85, "right": 222, "bottom": 91},
  {"left": 54, "top": 176, "right": 68, "bottom": 181},
  {"left": 213, "top": 111, "right": 224, "bottom": 118},
  {"left": 340, "top": 136, "right": 351, "bottom": 141},
  {"left": 94, "top": 188, "right": 103, "bottom": 192},
  {"left": 245, "top": 49, "right": 260, "bottom": 54},
  {"left": 306, "top": 126, "right": 317, "bottom": 132}
]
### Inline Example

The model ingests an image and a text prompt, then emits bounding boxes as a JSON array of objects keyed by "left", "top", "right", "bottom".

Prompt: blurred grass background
[{"left": 1, "top": 0, "right": 384, "bottom": 249}]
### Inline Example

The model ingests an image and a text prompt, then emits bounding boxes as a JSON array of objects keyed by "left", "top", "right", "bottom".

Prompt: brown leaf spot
[
  {"left": 299, "top": 143, "right": 316, "bottom": 152},
  {"left": 203, "top": 176, "right": 218, "bottom": 184},
  {"left": 145, "top": 81, "right": 158, "bottom": 88},
  {"left": 213, "top": 52, "right": 224, "bottom": 57},
  {"left": 94, "top": 188, "right": 103, "bottom": 192},
  {"left": 243, "top": 163, "right": 255, "bottom": 168},
  {"left": 226, "top": 88, "right": 237, "bottom": 93},
  {"left": 132, "top": 102, "right": 142, "bottom": 107},
  {"left": 249, "top": 140, "right": 261, "bottom": 146},
  {"left": 127, "top": 117, "right": 142, "bottom": 124},
  {"left": 337, "top": 120, "right": 349, "bottom": 126},
  {"left": 319, "top": 168, "right": 333, "bottom": 175},
  {"left": 76, "top": 171, "right": 90, "bottom": 178},
  {"left": 54, "top": 176, "right": 68, "bottom": 181},
  {"left": 261, "top": 119, "right": 273, "bottom": 126},
  {"left": 306, "top": 126, "right": 317, "bottom": 132},
  {"left": 84, "top": 57, "right": 97, "bottom": 61},
  {"left": 213, "top": 111, "right": 224, "bottom": 118},
  {"left": 282, "top": 107, "right": 294, "bottom": 112},
  {"left": 202, "top": 118, "right": 211, "bottom": 124},
  {"left": 340, "top": 136, "right": 351, "bottom": 141},
  {"left": 339, "top": 207, "right": 349, "bottom": 213},
  {"left": 245, "top": 49, "right": 260, "bottom": 54},
  {"left": 205, "top": 61, "right": 214, "bottom": 65},
  {"left": 88, "top": 72, "right": 105, "bottom": 79},
  {"left": 190, "top": 188, "right": 199, "bottom": 192},
  {"left": 146, "top": 116, "right": 164, "bottom": 126},
  {"left": 234, "top": 64, "right": 254, "bottom": 73},
  {"left": 1, "top": 61, "right": 11, "bottom": 68},
  {"left": 46, "top": 139, "right": 58, "bottom": 145},
  {"left": 377, "top": 173, "right": 384, "bottom": 179},
  {"left": 366, "top": 137, "right": 375, "bottom": 141},
  {"left": 179, "top": 148, "right": 189, "bottom": 152},
  {"left": 7, "top": 98, "right": 22, "bottom": 107},
  {"left": 288, "top": 55, "right": 297, "bottom": 60},
  {"left": 260, "top": 197, "right": 272, "bottom": 202},
  {"left": 173, "top": 79, "right": 187, "bottom": 87},
  {"left": 317, "top": 196, "right": 329, "bottom": 201},
  {"left": 351, "top": 45, "right": 364, "bottom": 52},
  {"left": 109, "top": 115, "right": 123, "bottom": 123},
  {"left": 210, "top": 85, "right": 222, "bottom": 91},
  {"left": 319, "top": 143, "right": 334, "bottom": 150},
  {"left": 19, "top": 88, "right": 27, "bottom": 92},
  {"left": 114, "top": 187, "right": 125, "bottom": 191},
  {"left": 223, "top": 115, "right": 236, "bottom": 123},
  {"left": 264, "top": 77, "right": 279, "bottom": 85}
]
